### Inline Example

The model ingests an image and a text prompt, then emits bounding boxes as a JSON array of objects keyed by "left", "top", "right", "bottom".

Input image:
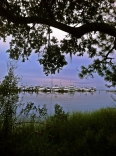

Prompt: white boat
[
  {"left": 52, "top": 85, "right": 60, "bottom": 92},
  {"left": 90, "top": 87, "right": 96, "bottom": 92},
  {"left": 63, "top": 86, "right": 69, "bottom": 92},
  {"left": 83, "top": 87, "right": 90, "bottom": 92},
  {"left": 68, "top": 85, "right": 75, "bottom": 92},
  {"left": 46, "top": 87, "right": 51, "bottom": 92},
  {"left": 38, "top": 86, "right": 46, "bottom": 91},
  {"left": 90, "top": 89, "right": 95, "bottom": 92}
]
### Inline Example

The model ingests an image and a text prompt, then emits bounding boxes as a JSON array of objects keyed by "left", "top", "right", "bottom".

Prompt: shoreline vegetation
[{"left": 0, "top": 105, "right": 116, "bottom": 156}]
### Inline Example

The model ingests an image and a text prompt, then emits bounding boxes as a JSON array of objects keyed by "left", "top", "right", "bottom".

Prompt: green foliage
[
  {"left": 19, "top": 102, "right": 48, "bottom": 122},
  {"left": 52, "top": 104, "right": 69, "bottom": 122},
  {"left": 0, "top": 0, "right": 116, "bottom": 86},
  {"left": 0, "top": 61, "right": 20, "bottom": 138},
  {"left": 39, "top": 37, "right": 67, "bottom": 75},
  {"left": 0, "top": 60, "right": 49, "bottom": 153},
  {"left": 1, "top": 106, "right": 116, "bottom": 156}
]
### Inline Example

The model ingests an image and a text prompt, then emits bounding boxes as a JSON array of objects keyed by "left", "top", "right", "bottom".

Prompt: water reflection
[{"left": 19, "top": 91, "right": 112, "bottom": 115}]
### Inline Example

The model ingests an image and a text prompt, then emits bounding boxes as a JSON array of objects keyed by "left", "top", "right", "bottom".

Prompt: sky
[{"left": 0, "top": 28, "right": 115, "bottom": 90}]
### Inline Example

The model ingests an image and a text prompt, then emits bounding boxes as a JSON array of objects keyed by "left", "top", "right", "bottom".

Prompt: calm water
[{"left": 19, "top": 91, "right": 116, "bottom": 115}]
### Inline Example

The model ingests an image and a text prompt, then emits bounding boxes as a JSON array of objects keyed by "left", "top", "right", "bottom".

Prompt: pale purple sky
[{"left": 0, "top": 28, "right": 115, "bottom": 89}]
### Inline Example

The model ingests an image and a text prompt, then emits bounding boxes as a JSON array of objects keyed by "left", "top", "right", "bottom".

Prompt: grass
[{"left": 0, "top": 105, "right": 116, "bottom": 156}]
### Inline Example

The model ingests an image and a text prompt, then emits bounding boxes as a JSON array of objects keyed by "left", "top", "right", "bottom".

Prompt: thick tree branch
[
  {"left": 0, "top": 6, "right": 116, "bottom": 38},
  {"left": 5, "top": 16, "right": 116, "bottom": 38}
]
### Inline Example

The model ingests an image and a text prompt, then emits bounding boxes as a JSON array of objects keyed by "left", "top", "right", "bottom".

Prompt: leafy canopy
[{"left": 0, "top": 0, "right": 116, "bottom": 86}]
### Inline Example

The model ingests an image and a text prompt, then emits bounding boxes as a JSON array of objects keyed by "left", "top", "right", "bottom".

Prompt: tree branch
[{"left": 0, "top": 7, "right": 116, "bottom": 38}]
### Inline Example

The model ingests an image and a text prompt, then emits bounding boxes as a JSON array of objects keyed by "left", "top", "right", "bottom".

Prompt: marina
[{"left": 18, "top": 84, "right": 97, "bottom": 92}]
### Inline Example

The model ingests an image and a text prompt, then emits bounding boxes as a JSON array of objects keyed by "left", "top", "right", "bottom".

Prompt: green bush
[{"left": 0, "top": 104, "right": 116, "bottom": 156}]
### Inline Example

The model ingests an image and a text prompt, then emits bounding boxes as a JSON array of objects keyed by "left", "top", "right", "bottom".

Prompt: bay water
[{"left": 19, "top": 90, "right": 116, "bottom": 115}]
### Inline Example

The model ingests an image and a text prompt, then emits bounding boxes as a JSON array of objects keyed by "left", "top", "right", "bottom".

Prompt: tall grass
[{"left": 0, "top": 104, "right": 116, "bottom": 156}]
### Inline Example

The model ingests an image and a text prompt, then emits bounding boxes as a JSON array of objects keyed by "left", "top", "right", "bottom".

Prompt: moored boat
[{"left": 68, "top": 85, "right": 75, "bottom": 92}]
